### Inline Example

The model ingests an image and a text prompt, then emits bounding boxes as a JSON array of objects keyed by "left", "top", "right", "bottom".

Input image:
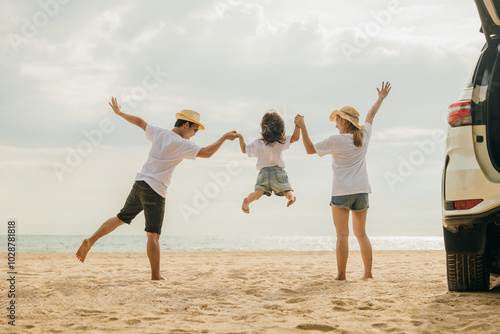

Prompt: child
[{"left": 236, "top": 109, "right": 300, "bottom": 213}]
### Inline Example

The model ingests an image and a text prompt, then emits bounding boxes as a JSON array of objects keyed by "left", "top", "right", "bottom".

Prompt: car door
[{"left": 472, "top": 0, "right": 500, "bottom": 182}]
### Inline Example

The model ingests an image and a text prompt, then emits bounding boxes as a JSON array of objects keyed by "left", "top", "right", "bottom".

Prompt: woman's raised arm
[
  {"left": 364, "top": 81, "right": 391, "bottom": 125},
  {"left": 295, "top": 115, "right": 316, "bottom": 155}
]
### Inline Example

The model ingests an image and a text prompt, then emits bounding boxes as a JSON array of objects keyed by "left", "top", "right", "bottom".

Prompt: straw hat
[
  {"left": 329, "top": 106, "right": 364, "bottom": 130},
  {"left": 175, "top": 109, "right": 205, "bottom": 130}
]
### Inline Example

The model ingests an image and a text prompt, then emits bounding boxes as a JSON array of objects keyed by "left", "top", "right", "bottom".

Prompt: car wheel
[{"left": 446, "top": 252, "right": 490, "bottom": 291}]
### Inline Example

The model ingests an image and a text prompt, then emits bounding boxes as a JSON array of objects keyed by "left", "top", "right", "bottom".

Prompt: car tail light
[
  {"left": 448, "top": 101, "right": 472, "bottom": 127},
  {"left": 454, "top": 199, "right": 483, "bottom": 210}
]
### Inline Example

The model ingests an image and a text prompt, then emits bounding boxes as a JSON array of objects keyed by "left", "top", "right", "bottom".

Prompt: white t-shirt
[
  {"left": 313, "top": 122, "right": 372, "bottom": 196},
  {"left": 246, "top": 136, "right": 292, "bottom": 170},
  {"left": 135, "top": 124, "right": 202, "bottom": 198}
]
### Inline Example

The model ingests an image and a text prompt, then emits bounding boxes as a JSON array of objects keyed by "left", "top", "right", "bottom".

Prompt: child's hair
[
  {"left": 260, "top": 110, "right": 286, "bottom": 146},
  {"left": 345, "top": 121, "right": 363, "bottom": 147}
]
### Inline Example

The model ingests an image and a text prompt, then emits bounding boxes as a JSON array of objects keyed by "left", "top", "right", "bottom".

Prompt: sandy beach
[{"left": 2, "top": 250, "right": 500, "bottom": 333}]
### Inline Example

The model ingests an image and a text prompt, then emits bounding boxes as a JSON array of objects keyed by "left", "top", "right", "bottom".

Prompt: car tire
[{"left": 446, "top": 252, "right": 490, "bottom": 291}]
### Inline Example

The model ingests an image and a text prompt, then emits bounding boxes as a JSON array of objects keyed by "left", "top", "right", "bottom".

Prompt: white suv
[{"left": 443, "top": 0, "right": 500, "bottom": 291}]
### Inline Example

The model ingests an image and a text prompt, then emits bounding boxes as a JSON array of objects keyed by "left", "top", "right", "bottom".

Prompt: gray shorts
[
  {"left": 255, "top": 166, "right": 293, "bottom": 197},
  {"left": 330, "top": 193, "right": 369, "bottom": 211}
]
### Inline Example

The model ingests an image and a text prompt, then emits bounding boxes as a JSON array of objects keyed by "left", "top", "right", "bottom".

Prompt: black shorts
[{"left": 117, "top": 181, "right": 165, "bottom": 234}]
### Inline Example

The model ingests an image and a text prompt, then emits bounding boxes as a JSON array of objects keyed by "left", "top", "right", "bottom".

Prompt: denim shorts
[
  {"left": 330, "top": 193, "right": 369, "bottom": 211},
  {"left": 255, "top": 166, "right": 293, "bottom": 197},
  {"left": 117, "top": 181, "right": 166, "bottom": 234}
]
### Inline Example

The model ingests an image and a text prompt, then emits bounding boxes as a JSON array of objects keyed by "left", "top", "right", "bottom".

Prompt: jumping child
[{"left": 236, "top": 109, "right": 300, "bottom": 213}]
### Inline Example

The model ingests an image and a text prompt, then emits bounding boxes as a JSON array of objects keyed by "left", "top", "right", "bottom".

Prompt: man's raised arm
[
  {"left": 197, "top": 131, "right": 238, "bottom": 158},
  {"left": 109, "top": 96, "right": 147, "bottom": 131}
]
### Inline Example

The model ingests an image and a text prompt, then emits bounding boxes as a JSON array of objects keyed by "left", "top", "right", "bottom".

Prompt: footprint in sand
[
  {"left": 75, "top": 309, "right": 105, "bottom": 316},
  {"left": 286, "top": 297, "right": 307, "bottom": 304},
  {"left": 244, "top": 288, "right": 261, "bottom": 296},
  {"left": 459, "top": 323, "right": 493, "bottom": 332},
  {"left": 296, "top": 324, "right": 337, "bottom": 332},
  {"left": 332, "top": 306, "right": 349, "bottom": 312},
  {"left": 356, "top": 302, "right": 377, "bottom": 310},
  {"left": 331, "top": 298, "right": 356, "bottom": 311},
  {"left": 279, "top": 288, "right": 298, "bottom": 294},
  {"left": 331, "top": 299, "right": 347, "bottom": 306},
  {"left": 125, "top": 319, "right": 141, "bottom": 325},
  {"left": 263, "top": 304, "right": 281, "bottom": 310},
  {"left": 375, "top": 298, "right": 395, "bottom": 304},
  {"left": 74, "top": 326, "right": 89, "bottom": 330},
  {"left": 371, "top": 323, "right": 400, "bottom": 332}
]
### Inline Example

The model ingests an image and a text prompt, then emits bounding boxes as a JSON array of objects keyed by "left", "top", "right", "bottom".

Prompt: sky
[{"left": 0, "top": 0, "right": 486, "bottom": 236}]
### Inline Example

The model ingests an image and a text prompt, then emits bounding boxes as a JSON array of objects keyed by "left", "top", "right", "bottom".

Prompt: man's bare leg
[
  {"left": 283, "top": 190, "right": 296, "bottom": 207},
  {"left": 242, "top": 190, "right": 265, "bottom": 214},
  {"left": 147, "top": 232, "right": 165, "bottom": 280},
  {"left": 76, "top": 216, "right": 124, "bottom": 262}
]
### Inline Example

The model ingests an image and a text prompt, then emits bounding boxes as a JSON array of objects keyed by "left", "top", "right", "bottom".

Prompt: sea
[{"left": 1, "top": 235, "right": 444, "bottom": 252}]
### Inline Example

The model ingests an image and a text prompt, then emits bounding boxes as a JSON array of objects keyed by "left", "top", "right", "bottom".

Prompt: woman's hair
[
  {"left": 345, "top": 121, "right": 364, "bottom": 147},
  {"left": 260, "top": 110, "right": 286, "bottom": 146}
]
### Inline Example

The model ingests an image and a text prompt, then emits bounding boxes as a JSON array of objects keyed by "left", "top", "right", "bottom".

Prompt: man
[{"left": 76, "top": 97, "right": 237, "bottom": 280}]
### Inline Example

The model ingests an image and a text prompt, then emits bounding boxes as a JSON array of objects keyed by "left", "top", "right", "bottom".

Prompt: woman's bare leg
[
  {"left": 352, "top": 209, "right": 373, "bottom": 279},
  {"left": 332, "top": 206, "right": 350, "bottom": 280}
]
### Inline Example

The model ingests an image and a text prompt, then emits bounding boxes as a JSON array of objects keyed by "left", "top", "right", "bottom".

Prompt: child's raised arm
[
  {"left": 364, "top": 81, "right": 391, "bottom": 125},
  {"left": 290, "top": 123, "right": 301, "bottom": 143},
  {"left": 236, "top": 133, "right": 246, "bottom": 154}
]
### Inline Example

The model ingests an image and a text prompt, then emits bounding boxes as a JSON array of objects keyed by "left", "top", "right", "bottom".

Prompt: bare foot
[
  {"left": 335, "top": 275, "right": 346, "bottom": 281},
  {"left": 361, "top": 275, "right": 373, "bottom": 280},
  {"left": 287, "top": 194, "right": 296, "bottom": 207},
  {"left": 76, "top": 239, "right": 91, "bottom": 263},
  {"left": 151, "top": 275, "right": 166, "bottom": 281},
  {"left": 242, "top": 198, "right": 250, "bottom": 214}
]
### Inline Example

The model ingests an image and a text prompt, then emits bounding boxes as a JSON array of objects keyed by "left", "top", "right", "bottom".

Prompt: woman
[{"left": 295, "top": 82, "right": 391, "bottom": 280}]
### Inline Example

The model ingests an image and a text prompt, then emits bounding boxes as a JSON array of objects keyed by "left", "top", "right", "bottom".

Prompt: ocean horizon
[{"left": 0, "top": 235, "right": 444, "bottom": 252}]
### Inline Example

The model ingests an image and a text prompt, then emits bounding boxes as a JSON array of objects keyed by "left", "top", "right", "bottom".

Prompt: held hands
[
  {"left": 224, "top": 131, "right": 238, "bottom": 141},
  {"left": 377, "top": 81, "right": 391, "bottom": 99},
  {"left": 294, "top": 114, "right": 305, "bottom": 128},
  {"left": 109, "top": 97, "right": 122, "bottom": 115}
]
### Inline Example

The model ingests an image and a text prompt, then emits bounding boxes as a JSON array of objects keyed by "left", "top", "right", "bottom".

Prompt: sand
[{"left": 1, "top": 250, "right": 500, "bottom": 333}]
